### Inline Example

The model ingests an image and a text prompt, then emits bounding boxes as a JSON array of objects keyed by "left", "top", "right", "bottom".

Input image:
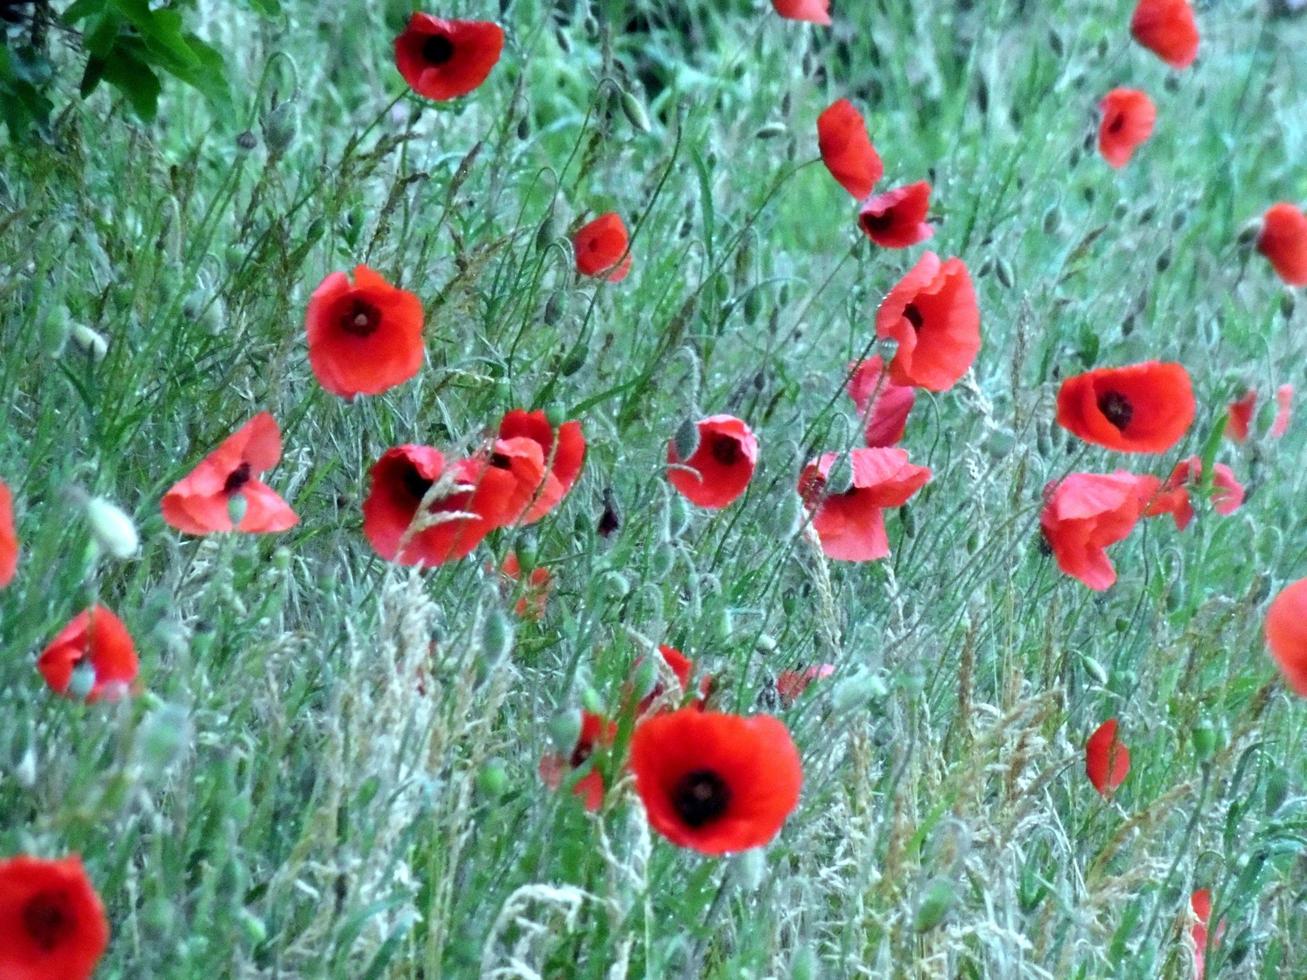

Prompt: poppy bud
[
  {"left": 825, "top": 453, "right": 854, "bottom": 495},
  {"left": 1191, "top": 721, "right": 1217, "bottom": 761},
  {"left": 789, "top": 945, "right": 820, "bottom": 980},
  {"left": 581, "top": 686, "right": 603, "bottom": 715},
  {"left": 1236, "top": 217, "right": 1261, "bottom": 247},
  {"left": 1138, "top": 203, "right": 1158, "bottom": 225},
  {"left": 41, "top": 304, "right": 71, "bottom": 357},
  {"left": 995, "top": 258, "right": 1015, "bottom": 289},
  {"left": 559, "top": 341, "right": 587, "bottom": 377},
  {"left": 1042, "top": 205, "right": 1061, "bottom": 235},
  {"left": 673, "top": 417, "right": 700, "bottom": 461},
  {"left": 15, "top": 743, "right": 37, "bottom": 788},
  {"left": 68, "top": 659, "right": 97, "bottom": 700},
  {"left": 238, "top": 909, "right": 268, "bottom": 946},
  {"left": 773, "top": 490, "right": 802, "bottom": 537},
  {"left": 714, "top": 606, "right": 734, "bottom": 642},
  {"left": 914, "top": 876, "right": 956, "bottom": 932},
  {"left": 1114, "top": 616, "right": 1130, "bottom": 632},
  {"left": 1048, "top": 28, "right": 1065, "bottom": 56},
  {"left": 71, "top": 322, "right": 109, "bottom": 360},
  {"left": 1281, "top": 290, "right": 1296, "bottom": 320},
  {"left": 86, "top": 496, "right": 139, "bottom": 559},
  {"left": 651, "top": 542, "right": 676, "bottom": 578},
  {"left": 516, "top": 116, "right": 530, "bottom": 140},
  {"left": 273, "top": 546, "right": 292, "bottom": 572},
  {"left": 631, "top": 654, "right": 659, "bottom": 704},
  {"left": 227, "top": 493, "right": 249, "bottom": 526},
  {"left": 755, "top": 121, "right": 787, "bottom": 139},
  {"left": 600, "top": 570, "right": 630, "bottom": 600},
  {"left": 1096, "top": 37, "right": 1109, "bottom": 59},
  {"left": 977, "top": 256, "right": 994, "bottom": 278},
  {"left": 734, "top": 847, "right": 767, "bottom": 891},
  {"left": 535, "top": 206, "right": 560, "bottom": 251},
  {"left": 1081, "top": 655, "right": 1108, "bottom": 686},
  {"left": 667, "top": 492, "right": 690, "bottom": 539},
  {"left": 548, "top": 708, "right": 582, "bottom": 754},
  {"left": 543, "top": 289, "right": 566, "bottom": 323},
  {"left": 743, "top": 288, "right": 763, "bottom": 321},
  {"left": 138, "top": 702, "right": 190, "bottom": 776},
  {"left": 1264, "top": 765, "right": 1289, "bottom": 814},
  {"left": 262, "top": 98, "right": 299, "bottom": 158},
  {"left": 481, "top": 607, "right": 514, "bottom": 663},
  {"left": 899, "top": 504, "right": 915, "bottom": 537},
  {"left": 831, "top": 668, "right": 886, "bottom": 712},
  {"left": 478, "top": 759, "right": 508, "bottom": 798},
  {"left": 1155, "top": 247, "right": 1172, "bottom": 272},
  {"left": 983, "top": 427, "right": 1017, "bottom": 457},
  {"left": 620, "top": 89, "right": 652, "bottom": 133},
  {"left": 555, "top": 26, "right": 571, "bottom": 54}
]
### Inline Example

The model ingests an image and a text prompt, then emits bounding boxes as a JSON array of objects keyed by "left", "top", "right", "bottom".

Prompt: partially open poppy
[
  {"left": 1130, "top": 0, "right": 1199, "bottom": 69},
  {"left": 630, "top": 708, "right": 802, "bottom": 854},
  {"left": 1055, "top": 361, "right": 1195, "bottom": 453},
  {"left": 772, "top": 0, "right": 831, "bottom": 25},
  {"left": 393, "top": 14, "right": 505, "bottom": 101},
  {"left": 1040, "top": 471, "right": 1156, "bottom": 590},
  {"left": 1143, "top": 456, "right": 1244, "bottom": 530},
  {"left": 798, "top": 448, "right": 931, "bottom": 562},
  {"left": 1271, "top": 384, "right": 1293, "bottom": 438},
  {"left": 776, "top": 664, "right": 835, "bottom": 705},
  {"left": 496, "top": 409, "right": 585, "bottom": 523},
  {"left": 38, "top": 605, "right": 139, "bottom": 702},
  {"left": 0, "top": 854, "right": 109, "bottom": 980},
  {"left": 1225, "top": 389, "right": 1256, "bottom": 442},
  {"left": 573, "top": 213, "right": 632, "bottom": 282},
  {"left": 539, "top": 711, "right": 616, "bottom": 811},
  {"left": 1256, "top": 203, "right": 1307, "bottom": 286},
  {"left": 847, "top": 356, "right": 915, "bottom": 447},
  {"left": 667, "top": 415, "right": 758, "bottom": 509},
  {"left": 874, "top": 252, "right": 981, "bottom": 392},
  {"left": 817, "top": 99, "right": 883, "bottom": 200},
  {"left": 857, "top": 182, "right": 933, "bottom": 248},
  {"left": 161, "top": 413, "right": 298, "bottom": 535},
  {"left": 501, "top": 551, "right": 551, "bottom": 620},
  {"left": 362, "top": 442, "right": 543, "bottom": 566},
  {"left": 1085, "top": 718, "right": 1130, "bottom": 797},
  {"left": 1097, "top": 89, "right": 1156, "bottom": 168},
  {"left": 1265, "top": 577, "right": 1307, "bottom": 696},
  {"left": 0, "top": 479, "right": 15, "bottom": 588},
  {"left": 305, "top": 265, "right": 424, "bottom": 399}
]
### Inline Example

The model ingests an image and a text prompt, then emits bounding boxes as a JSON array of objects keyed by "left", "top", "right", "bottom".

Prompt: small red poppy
[
  {"left": 573, "top": 213, "right": 632, "bottom": 282},
  {"left": 1190, "top": 888, "right": 1225, "bottom": 980},
  {"left": 1265, "top": 577, "right": 1307, "bottom": 696},
  {"left": 1085, "top": 718, "right": 1130, "bottom": 797},
  {"left": 874, "top": 252, "right": 981, "bottom": 392},
  {"left": 1040, "top": 471, "right": 1156, "bottom": 590},
  {"left": 1256, "top": 203, "right": 1307, "bottom": 287},
  {"left": 496, "top": 409, "right": 586, "bottom": 523},
  {"left": 817, "top": 99, "right": 884, "bottom": 200},
  {"left": 539, "top": 711, "right": 616, "bottom": 812},
  {"left": 501, "top": 551, "right": 551, "bottom": 620},
  {"left": 305, "top": 265, "right": 424, "bottom": 399},
  {"left": 362, "top": 442, "right": 543, "bottom": 566},
  {"left": 0, "top": 854, "right": 109, "bottom": 980},
  {"left": 1130, "top": 0, "right": 1199, "bottom": 69},
  {"left": 637, "top": 645, "right": 712, "bottom": 714},
  {"left": 629, "top": 708, "right": 802, "bottom": 854},
  {"left": 1143, "top": 456, "right": 1243, "bottom": 530},
  {"left": 0, "top": 479, "right": 16, "bottom": 588},
  {"left": 847, "top": 356, "right": 916, "bottom": 447},
  {"left": 1097, "top": 89, "right": 1156, "bottom": 168},
  {"left": 161, "top": 413, "right": 298, "bottom": 535},
  {"left": 1271, "top": 384, "right": 1293, "bottom": 438},
  {"left": 393, "top": 14, "right": 505, "bottom": 101},
  {"left": 798, "top": 448, "right": 931, "bottom": 562},
  {"left": 776, "top": 664, "right": 835, "bottom": 704},
  {"left": 1055, "top": 361, "right": 1195, "bottom": 454},
  {"left": 772, "top": 0, "right": 831, "bottom": 25},
  {"left": 857, "top": 182, "right": 933, "bottom": 248},
  {"left": 1225, "top": 389, "right": 1256, "bottom": 442},
  {"left": 38, "top": 604, "right": 139, "bottom": 702},
  {"left": 666, "top": 415, "right": 758, "bottom": 509}
]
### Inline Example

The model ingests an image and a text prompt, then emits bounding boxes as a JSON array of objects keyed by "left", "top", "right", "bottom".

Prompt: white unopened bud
[
  {"left": 71, "top": 323, "right": 109, "bottom": 360},
  {"left": 86, "top": 497, "right": 139, "bottom": 558}
]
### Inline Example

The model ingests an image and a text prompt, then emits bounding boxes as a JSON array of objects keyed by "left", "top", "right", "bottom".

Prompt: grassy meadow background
[{"left": 2, "top": 0, "right": 1307, "bottom": 975}]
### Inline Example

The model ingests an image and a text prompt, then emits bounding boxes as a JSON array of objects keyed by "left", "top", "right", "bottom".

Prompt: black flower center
[
  {"left": 489, "top": 452, "right": 511, "bottom": 469},
  {"left": 1097, "top": 391, "right": 1133, "bottom": 430},
  {"left": 903, "top": 303, "right": 924, "bottom": 331},
  {"left": 709, "top": 435, "right": 741, "bottom": 467},
  {"left": 339, "top": 298, "right": 382, "bottom": 337},
  {"left": 570, "top": 741, "right": 594, "bottom": 769},
  {"left": 672, "top": 769, "right": 731, "bottom": 827},
  {"left": 1107, "top": 112, "right": 1125, "bottom": 134},
  {"left": 861, "top": 209, "right": 896, "bottom": 232},
  {"left": 402, "top": 466, "right": 434, "bottom": 502},
  {"left": 223, "top": 461, "right": 252, "bottom": 495},
  {"left": 23, "top": 892, "right": 73, "bottom": 951},
  {"left": 422, "top": 33, "right": 456, "bottom": 65}
]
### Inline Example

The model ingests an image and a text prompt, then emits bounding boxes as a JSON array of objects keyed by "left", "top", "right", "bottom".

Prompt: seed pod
[
  {"left": 914, "top": 877, "right": 956, "bottom": 932},
  {"left": 516, "top": 116, "right": 531, "bottom": 140},
  {"left": 995, "top": 258, "right": 1015, "bottom": 289},
  {"left": 1081, "top": 655, "right": 1108, "bottom": 686},
  {"left": 481, "top": 606, "right": 514, "bottom": 663},
  {"left": 262, "top": 99, "right": 299, "bottom": 157},
  {"left": 825, "top": 453, "right": 854, "bottom": 495},
  {"left": 1048, "top": 28, "right": 1065, "bottom": 57},
  {"left": 1155, "top": 248, "right": 1172, "bottom": 273},
  {"left": 1042, "top": 205, "right": 1061, "bottom": 236},
  {"left": 477, "top": 759, "right": 508, "bottom": 798},
  {"left": 631, "top": 655, "right": 659, "bottom": 704},
  {"left": 236, "top": 130, "right": 258, "bottom": 151},
  {"left": 548, "top": 708, "right": 582, "bottom": 753},
  {"left": 755, "top": 121, "right": 788, "bottom": 139},
  {"left": 620, "top": 89, "right": 652, "bottom": 133},
  {"left": 1264, "top": 765, "right": 1289, "bottom": 815},
  {"left": 1281, "top": 290, "right": 1296, "bottom": 320},
  {"left": 1191, "top": 721, "right": 1217, "bottom": 761},
  {"left": 651, "top": 542, "right": 676, "bottom": 578},
  {"left": 71, "top": 323, "right": 109, "bottom": 360}
]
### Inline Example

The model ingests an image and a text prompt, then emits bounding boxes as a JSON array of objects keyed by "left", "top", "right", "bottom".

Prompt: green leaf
[
  {"left": 100, "top": 43, "right": 162, "bottom": 121},
  {"left": 109, "top": 0, "right": 200, "bottom": 70}
]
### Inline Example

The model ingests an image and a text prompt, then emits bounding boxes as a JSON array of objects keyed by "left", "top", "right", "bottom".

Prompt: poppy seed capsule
[
  {"left": 995, "top": 258, "right": 1015, "bottom": 289},
  {"left": 481, "top": 607, "right": 514, "bottom": 663},
  {"left": 262, "top": 99, "right": 298, "bottom": 157},
  {"left": 548, "top": 708, "right": 582, "bottom": 754}
]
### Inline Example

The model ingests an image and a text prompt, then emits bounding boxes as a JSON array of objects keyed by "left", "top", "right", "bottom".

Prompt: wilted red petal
[
  {"left": 847, "top": 356, "right": 916, "bottom": 446},
  {"left": 1256, "top": 203, "right": 1307, "bottom": 286},
  {"left": 1041, "top": 472, "right": 1153, "bottom": 590},
  {"left": 1085, "top": 718, "right": 1130, "bottom": 796},
  {"left": 1266, "top": 578, "right": 1307, "bottom": 696},
  {"left": 1130, "top": 0, "right": 1199, "bottom": 69},
  {"left": 1225, "top": 389, "right": 1256, "bottom": 442},
  {"left": 772, "top": 0, "right": 831, "bottom": 25},
  {"left": 0, "top": 480, "right": 16, "bottom": 588},
  {"left": 817, "top": 99, "right": 883, "bottom": 199},
  {"left": 1271, "top": 384, "right": 1293, "bottom": 438}
]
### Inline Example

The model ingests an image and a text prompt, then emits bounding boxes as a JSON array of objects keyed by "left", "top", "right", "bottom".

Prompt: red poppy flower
[
  {"left": 629, "top": 708, "right": 802, "bottom": 854},
  {"left": 817, "top": 99, "right": 884, "bottom": 200},
  {"left": 666, "top": 415, "right": 758, "bottom": 509},
  {"left": 772, "top": 0, "right": 831, "bottom": 25},
  {"left": 37, "top": 605, "right": 139, "bottom": 702},
  {"left": 1130, "top": 0, "right": 1199, "bottom": 69},
  {"left": 161, "top": 413, "right": 298, "bottom": 535},
  {"left": 305, "top": 265, "right": 424, "bottom": 399},
  {"left": 539, "top": 711, "right": 616, "bottom": 812},
  {"left": 857, "top": 182, "right": 933, "bottom": 248},
  {"left": 1097, "top": 89, "right": 1156, "bottom": 168},
  {"left": 501, "top": 551, "right": 551, "bottom": 620},
  {"left": 393, "top": 14, "right": 504, "bottom": 101},
  {"left": 362, "top": 442, "right": 543, "bottom": 566},
  {"left": 1055, "top": 361, "right": 1195, "bottom": 454},
  {"left": 1143, "top": 456, "right": 1244, "bottom": 530},
  {"left": 1190, "top": 888, "right": 1225, "bottom": 980},
  {"left": 1085, "top": 718, "right": 1130, "bottom": 797},
  {"left": 874, "top": 252, "right": 981, "bottom": 392},
  {"left": 847, "top": 356, "right": 915, "bottom": 447},
  {"left": 496, "top": 409, "right": 585, "bottom": 523},
  {"left": 1040, "top": 472, "right": 1157, "bottom": 590},
  {"left": 798, "top": 448, "right": 931, "bottom": 562},
  {"left": 0, "top": 854, "right": 109, "bottom": 980},
  {"left": 637, "top": 645, "right": 711, "bottom": 714},
  {"left": 776, "top": 664, "right": 835, "bottom": 704},
  {"left": 573, "top": 213, "right": 632, "bottom": 282},
  {"left": 1256, "top": 203, "right": 1307, "bottom": 286},
  {"left": 1271, "top": 384, "right": 1293, "bottom": 439},
  {"left": 1225, "top": 389, "right": 1256, "bottom": 442},
  {"left": 1265, "top": 577, "right": 1307, "bottom": 696},
  {"left": 0, "top": 479, "right": 16, "bottom": 588}
]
